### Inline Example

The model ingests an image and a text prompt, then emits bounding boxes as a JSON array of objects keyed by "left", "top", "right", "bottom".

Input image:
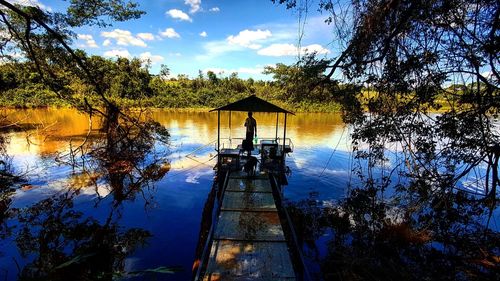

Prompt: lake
[{"left": 0, "top": 108, "right": 353, "bottom": 280}]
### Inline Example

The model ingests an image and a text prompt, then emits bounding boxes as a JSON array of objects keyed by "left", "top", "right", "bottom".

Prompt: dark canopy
[{"left": 210, "top": 95, "right": 294, "bottom": 114}]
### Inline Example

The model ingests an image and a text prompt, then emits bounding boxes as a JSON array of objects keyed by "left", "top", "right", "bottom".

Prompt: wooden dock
[{"left": 201, "top": 171, "right": 296, "bottom": 280}]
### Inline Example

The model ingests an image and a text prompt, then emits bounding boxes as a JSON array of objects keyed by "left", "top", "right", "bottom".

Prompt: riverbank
[{"left": 0, "top": 100, "right": 342, "bottom": 113}]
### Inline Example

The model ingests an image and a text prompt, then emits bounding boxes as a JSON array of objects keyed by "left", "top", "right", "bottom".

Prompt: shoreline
[{"left": 0, "top": 105, "right": 343, "bottom": 113}]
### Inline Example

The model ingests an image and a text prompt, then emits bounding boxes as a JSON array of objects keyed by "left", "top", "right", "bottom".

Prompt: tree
[
  {"left": 206, "top": 71, "right": 218, "bottom": 85},
  {"left": 0, "top": 0, "right": 144, "bottom": 116},
  {"left": 274, "top": 0, "right": 499, "bottom": 279}
]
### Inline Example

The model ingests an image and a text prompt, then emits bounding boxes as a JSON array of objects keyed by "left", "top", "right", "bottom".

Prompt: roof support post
[
  {"left": 283, "top": 113, "right": 287, "bottom": 159},
  {"left": 275, "top": 112, "right": 279, "bottom": 141},
  {"left": 217, "top": 110, "right": 220, "bottom": 171},
  {"left": 229, "top": 110, "right": 232, "bottom": 143},
  {"left": 217, "top": 110, "right": 221, "bottom": 152}
]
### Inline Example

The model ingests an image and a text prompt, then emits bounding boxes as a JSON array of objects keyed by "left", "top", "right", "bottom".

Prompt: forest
[
  {"left": 0, "top": 0, "right": 499, "bottom": 280},
  {"left": 0, "top": 58, "right": 341, "bottom": 111}
]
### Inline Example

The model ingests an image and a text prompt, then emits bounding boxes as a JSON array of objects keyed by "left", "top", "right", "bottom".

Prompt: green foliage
[
  {"left": 13, "top": 193, "right": 152, "bottom": 280},
  {"left": 0, "top": 58, "right": 344, "bottom": 111},
  {"left": 65, "top": 0, "right": 144, "bottom": 27},
  {"left": 273, "top": 0, "right": 499, "bottom": 280}
]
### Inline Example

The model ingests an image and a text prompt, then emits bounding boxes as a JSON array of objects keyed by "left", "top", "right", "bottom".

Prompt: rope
[
  {"left": 166, "top": 139, "right": 219, "bottom": 179},
  {"left": 185, "top": 139, "right": 217, "bottom": 157},
  {"left": 168, "top": 154, "right": 217, "bottom": 179},
  {"left": 318, "top": 126, "right": 346, "bottom": 177}
]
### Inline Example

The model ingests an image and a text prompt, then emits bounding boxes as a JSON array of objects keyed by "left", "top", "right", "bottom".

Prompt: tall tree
[
  {"left": 274, "top": 0, "right": 499, "bottom": 279},
  {"left": 0, "top": 0, "right": 144, "bottom": 116}
]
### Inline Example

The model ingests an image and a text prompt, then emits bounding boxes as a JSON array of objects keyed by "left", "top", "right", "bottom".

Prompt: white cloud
[
  {"left": 185, "top": 0, "right": 201, "bottom": 14},
  {"left": 227, "top": 29, "right": 272, "bottom": 49},
  {"left": 101, "top": 29, "right": 147, "bottom": 47},
  {"left": 203, "top": 66, "right": 265, "bottom": 75},
  {"left": 238, "top": 67, "right": 265, "bottom": 75},
  {"left": 209, "top": 7, "right": 220, "bottom": 12},
  {"left": 139, "top": 52, "right": 164, "bottom": 64},
  {"left": 1, "top": 51, "right": 24, "bottom": 63},
  {"left": 199, "top": 31, "right": 207, "bottom": 37},
  {"left": 196, "top": 40, "right": 244, "bottom": 61},
  {"left": 103, "top": 49, "right": 131, "bottom": 58},
  {"left": 137, "top": 33, "right": 155, "bottom": 41},
  {"left": 77, "top": 34, "right": 98, "bottom": 48},
  {"left": 159, "top": 28, "right": 180, "bottom": 38},
  {"left": 9, "top": 0, "right": 51, "bottom": 11},
  {"left": 10, "top": 52, "right": 24, "bottom": 58},
  {"left": 166, "top": 9, "right": 192, "bottom": 22},
  {"left": 257, "top": 43, "right": 330, "bottom": 56},
  {"left": 185, "top": 169, "right": 213, "bottom": 184},
  {"left": 102, "top": 39, "right": 111, "bottom": 46},
  {"left": 77, "top": 34, "right": 92, "bottom": 41},
  {"left": 481, "top": 71, "right": 493, "bottom": 79}
]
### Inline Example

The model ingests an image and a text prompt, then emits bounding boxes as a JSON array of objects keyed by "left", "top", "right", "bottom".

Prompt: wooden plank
[
  {"left": 201, "top": 171, "right": 296, "bottom": 280},
  {"left": 214, "top": 211, "right": 285, "bottom": 241},
  {"left": 226, "top": 179, "right": 272, "bottom": 193},
  {"left": 222, "top": 192, "right": 276, "bottom": 211},
  {"left": 229, "top": 171, "right": 268, "bottom": 179},
  {"left": 203, "top": 240, "right": 295, "bottom": 281}
]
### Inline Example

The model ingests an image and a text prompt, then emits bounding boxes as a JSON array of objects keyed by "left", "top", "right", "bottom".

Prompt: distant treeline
[{"left": 0, "top": 56, "right": 341, "bottom": 112}]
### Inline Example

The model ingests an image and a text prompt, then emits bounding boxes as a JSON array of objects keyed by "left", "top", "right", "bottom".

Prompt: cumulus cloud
[
  {"left": 139, "top": 52, "right": 164, "bottom": 64},
  {"left": 481, "top": 71, "right": 493, "bottom": 79},
  {"left": 103, "top": 49, "right": 131, "bottom": 58},
  {"left": 196, "top": 40, "right": 243, "bottom": 61},
  {"left": 199, "top": 31, "right": 207, "bottom": 37},
  {"left": 159, "top": 28, "right": 180, "bottom": 38},
  {"left": 9, "top": 0, "right": 51, "bottom": 11},
  {"left": 137, "top": 33, "right": 155, "bottom": 41},
  {"left": 166, "top": 9, "right": 192, "bottom": 22},
  {"left": 257, "top": 43, "right": 330, "bottom": 56},
  {"left": 209, "top": 7, "right": 220, "bottom": 12},
  {"left": 203, "top": 66, "right": 265, "bottom": 75},
  {"left": 101, "top": 29, "right": 147, "bottom": 47},
  {"left": 102, "top": 39, "right": 111, "bottom": 46},
  {"left": 227, "top": 29, "right": 272, "bottom": 49},
  {"left": 185, "top": 0, "right": 201, "bottom": 14},
  {"left": 77, "top": 34, "right": 98, "bottom": 48}
]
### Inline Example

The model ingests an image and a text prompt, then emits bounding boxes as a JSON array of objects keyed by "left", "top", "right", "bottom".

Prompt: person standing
[{"left": 244, "top": 111, "right": 257, "bottom": 155}]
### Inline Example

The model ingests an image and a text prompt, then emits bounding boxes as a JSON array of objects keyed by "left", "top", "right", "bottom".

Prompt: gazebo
[{"left": 210, "top": 95, "right": 294, "bottom": 170}]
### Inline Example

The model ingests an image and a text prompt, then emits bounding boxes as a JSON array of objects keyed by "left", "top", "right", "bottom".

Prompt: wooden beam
[
  {"left": 282, "top": 113, "right": 287, "bottom": 158},
  {"left": 275, "top": 112, "right": 279, "bottom": 140},
  {"left": 217, "top": 110, "right": 220, "bottom": 170}
]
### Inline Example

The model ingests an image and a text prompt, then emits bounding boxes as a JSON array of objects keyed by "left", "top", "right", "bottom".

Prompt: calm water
[{"left": 0, "top": 108, "right": 352, "bottom": 280}]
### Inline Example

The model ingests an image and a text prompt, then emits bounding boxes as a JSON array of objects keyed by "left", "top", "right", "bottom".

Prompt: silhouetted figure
[
  {"left": 244, "top": 111, "right": 257, "bottom": 156},
  {"left": 243, "top": 156, "right": 258, "bottom": 177}
]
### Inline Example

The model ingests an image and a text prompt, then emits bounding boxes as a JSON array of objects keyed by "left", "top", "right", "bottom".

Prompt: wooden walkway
[{"left": 202, "top": 171, "right": 296, "bottom": 280}]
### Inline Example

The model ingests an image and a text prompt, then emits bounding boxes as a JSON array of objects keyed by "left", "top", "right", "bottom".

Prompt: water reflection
[
  {"left": 13, "top": 191, "right": 151, "bottom": 280},
  {"left": 4, "top": 109, "right": 347, "bottom": 157},
  {"left": 1, "top": 111, "right": 177, "bottom": 280},
  {"left": 1, "top": 108, "right": 351, "bottom": 281}
]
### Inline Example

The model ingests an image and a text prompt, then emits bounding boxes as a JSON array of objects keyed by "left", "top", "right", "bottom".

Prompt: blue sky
[{"left": 23, "top": 0, "right": 335, "bottom": 80}]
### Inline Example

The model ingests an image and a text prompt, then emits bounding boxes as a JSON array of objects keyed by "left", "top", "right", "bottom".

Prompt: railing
[
  {"left": 216, "top": 137, "right": 294, "bottom": 152},
  {"left": 193, "top": 171, "right": 230, "bottom": 281}
]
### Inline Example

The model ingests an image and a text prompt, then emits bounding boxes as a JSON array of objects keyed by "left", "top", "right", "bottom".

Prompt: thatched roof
[{"left": 210, "top": 95, "right": 294, "bottom": 114}]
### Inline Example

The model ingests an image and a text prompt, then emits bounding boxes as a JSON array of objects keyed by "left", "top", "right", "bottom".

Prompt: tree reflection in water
[
  {"left": 1, "top": 114, "right": 177, "bottom": 280},
  {"left": 90, "top": 114, "right": 171, "bottom": 204},
  {"left": 1, "top": 114, "right": 23, "bottom": 237},
  {"left": 14, "top": 192, "right": 150, "bottom": 280},
  {"left": 286, "top": 188, "right": 499, "bottom": 281}
]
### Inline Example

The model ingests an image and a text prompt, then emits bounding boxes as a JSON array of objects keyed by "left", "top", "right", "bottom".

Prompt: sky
[{"left": 14, "top": 0, "right": 336, "bottom": 80}]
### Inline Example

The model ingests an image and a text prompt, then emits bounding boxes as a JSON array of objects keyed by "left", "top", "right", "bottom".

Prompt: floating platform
[{"left": 201, "top": 172, "right": 296, "bottom": 280}]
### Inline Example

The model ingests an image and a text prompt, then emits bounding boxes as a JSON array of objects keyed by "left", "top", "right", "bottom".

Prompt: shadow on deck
[{"left": 201, "top": 172, "right": 296, "bottom": 281}]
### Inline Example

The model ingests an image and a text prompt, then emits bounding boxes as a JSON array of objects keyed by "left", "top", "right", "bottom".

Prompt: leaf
[
  {"left": 126, "top": 266, "right": 184, "bottom": 276},
  {"left": 53, "top": 253, "right": 96, "bottom": 269}
]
